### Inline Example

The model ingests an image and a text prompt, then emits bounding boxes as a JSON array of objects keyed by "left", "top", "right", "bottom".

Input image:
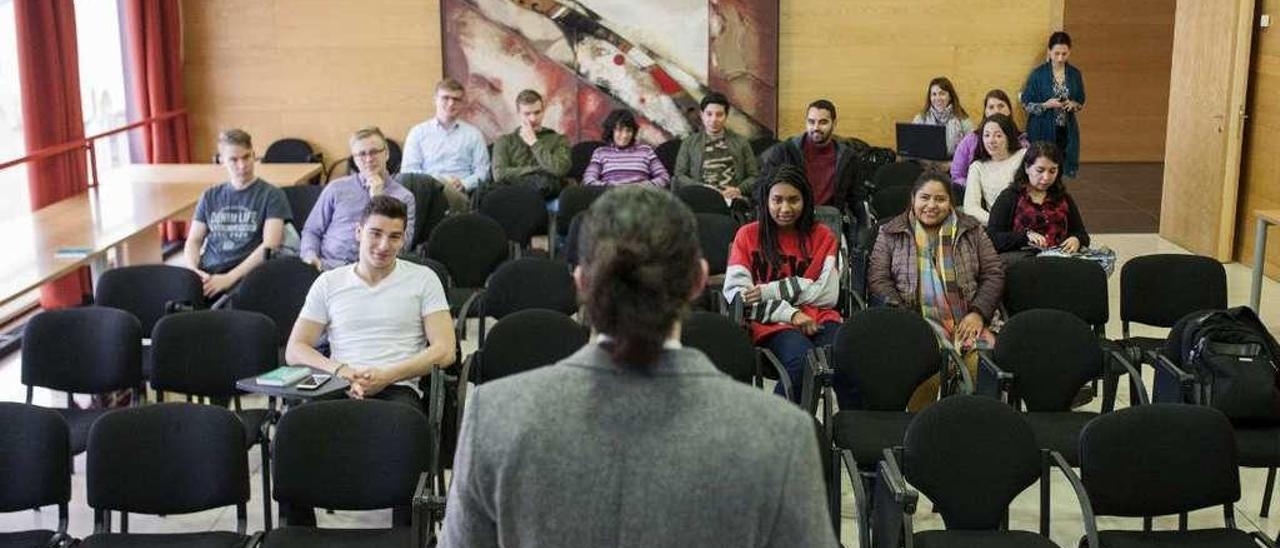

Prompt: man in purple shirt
[{"left": 300, "top": 127, "right": 416, "bottom": 270}]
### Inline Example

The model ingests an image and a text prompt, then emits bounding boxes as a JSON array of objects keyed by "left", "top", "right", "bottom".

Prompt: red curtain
[
  {"left": 15, "top": 0, "right": 92, "bottom": 309},
  {"left": 123, "top": 0, "right": 191, "bottom": 241}
]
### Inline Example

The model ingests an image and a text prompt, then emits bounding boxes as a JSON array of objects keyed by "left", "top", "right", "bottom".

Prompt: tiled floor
[{"left": 3, "top": 232, "right": 1280, "bottom": 545}]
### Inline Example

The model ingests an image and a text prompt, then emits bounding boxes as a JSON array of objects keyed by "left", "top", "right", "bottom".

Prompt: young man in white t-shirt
[{"left": 286, "top": 194, "right": 456, "bottom": 410}]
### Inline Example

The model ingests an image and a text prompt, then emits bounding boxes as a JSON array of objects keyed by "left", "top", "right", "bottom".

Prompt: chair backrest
[
  {"left": 655, "top": 139, "right": 681, "bottom": 174},
  {"left": 695, "top": 213, "right": 739, "bottom": 276},
  {"left": 676, "top": 184, "right": 731, "bottom": 216},
  {"left": 150, "top": 310, "right": 278, "bottom": 397},
  {"left": 395, "top": 172, "right": 450, "bottom": 251},
  {"left": 556, "top": 185, "right": 608, "bottom": 237},
  {"left": 1120, "top": 254, "right": 1227, "bottom": 328},
  {"left": 870, "top": 160, "right": 923, "bottom": 190},
  {"left": 1080, "top": 404, "right": 1240, "bottom": 517},
  {"left": 273, "top": 399, "right": 429, "bottom": 511},
  {"left": 425, "top": 213, "right": 509, "bottom": 289},
  {"left": 563, "top": 214, "right": 588, "bottom": 267},
  {"left": 228, "top": 257, "right": 319, "bottom": 347},
  {"left": 281, "top": 185, "right": 323, "bottom": 230},
  {"left": 680, "top": 311, "right": 756, "bottom": 384},
  {"left": 833, "top": 307, "right": 940, "bottom": 410},
  {"left": 750, "top": 136, "right": 779, "bottom": 158},
  {"left": 904, "top": 395, "right": 1041, "bottom": 530},
  {"left": 482, "top": 257, "right": 577, "bottom": 319},
  {"left": 21, "top": 307, "right": 142, "bottom": 395},
  {"left": 0, "top": 403, "right": 70, "bottom": 512},
  {"left": 569, "top": 140, "right": 605, "bottom": 181},
  {"left": 1004, "top": 256, "right": 1109, "bottom": 328},
  {"left": 479, "top": 184, "right": 548, "bottom": 247},
  {"left": 994, "top": 309, "right": 1103, "bottom": 411},
  {"left": 868, "top": 183, "right": 912, "bottom": 221},
  {"left": 476, "top": 309, "right": 587, "bottom": 383},
  {"left": 345, "top": 137, "right": 403, "bottom": 175},
  {"left": 94, "top": 265, "right": 203, "bottom": 335},
  {"left": 87, "top": 403, "right": 249, "bottom": 515},
  {"left": 262, "top": 138, "right": 317, "bottom": 163}
]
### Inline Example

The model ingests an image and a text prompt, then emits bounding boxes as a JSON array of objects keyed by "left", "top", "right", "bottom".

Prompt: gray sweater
[{"left": 440, "top": 343, "right": 837, "bottom": 548}]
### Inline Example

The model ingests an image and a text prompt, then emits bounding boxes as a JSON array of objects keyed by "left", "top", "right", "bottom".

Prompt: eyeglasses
[{"left": 353, "top": 148, "right": 385, "bottom": 159}]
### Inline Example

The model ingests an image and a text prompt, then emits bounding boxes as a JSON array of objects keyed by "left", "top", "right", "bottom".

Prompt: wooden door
[{"left": 1159, "top": 0, "right": 1256, "bottom": 260}]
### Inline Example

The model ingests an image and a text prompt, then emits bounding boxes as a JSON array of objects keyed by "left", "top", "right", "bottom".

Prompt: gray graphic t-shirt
[{"left": 193, "top": 178, "right": 292, "bottom": 273}]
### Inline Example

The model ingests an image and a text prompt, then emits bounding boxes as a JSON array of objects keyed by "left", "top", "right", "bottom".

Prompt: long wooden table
[{"left": 0, "top": 162, "right": 323, "bottom": 308}]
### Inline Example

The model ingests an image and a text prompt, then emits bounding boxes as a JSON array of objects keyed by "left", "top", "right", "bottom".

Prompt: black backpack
[{"left": 1162, "top": 307, "right": 1280, "bottom": 424}]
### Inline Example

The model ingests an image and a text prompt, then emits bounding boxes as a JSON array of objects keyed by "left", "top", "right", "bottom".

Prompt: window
[
  {"left": 74, "top": 0, "right": 131, "bottom": 173},
  {"left": 0, "top": 0, "right": 26, "bottom": 222}
]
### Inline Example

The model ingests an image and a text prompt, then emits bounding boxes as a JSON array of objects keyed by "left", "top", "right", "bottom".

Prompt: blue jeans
[{"left": 763, "top": 321, "right": 841, "bottom": 403}]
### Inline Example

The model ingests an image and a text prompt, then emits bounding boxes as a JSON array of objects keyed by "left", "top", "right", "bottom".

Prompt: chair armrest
[
  {"left": 426, "top": 368, "right": 447, "bottom": 485},
  {"left": 878, "top": 448, "right": 917, "bottom": 511},
  {"left": 976, "top": 350, "right": 1014, "bottom": 401},
  {"left": 1106, "top": 349, "right": 1151, "bottom": 405},
  {"left": 728, "top": 291, "right": 745, "bottom": 325},
  {"left": 1148, "top": 350, "right": 1198, "bottom": 404},
  {"left": 1046, "top": 450, "right": 1099, "bottom": 548},
  {"left": 1251, "top": 531, "right": 1277, "bottom": 548},
  {"left": 873, "top": 448, "right": 917, "bottom": 548},
  {"left": 163, "top": 299, "right": 197, "bottom": 314},
  {"left": 455, "top": 289, "right": 484, "bottom": 342},
  {"left": 210, "top": 293, "right": 232, "bottom": 310},
  {"left": 840, "top": 448, "right": 871, "bottom": 536},
  {"left": 799, "top": 347, "right": 830, "bottom": 413},
  {"left": 239, "top": 531, "right": 265, "bottom": 548},
  {"left": 758, "top": 348, "right": 793, "bottom": 402},
  {"left": 455, "top": 352, "right": 476, "bottom": 441}
]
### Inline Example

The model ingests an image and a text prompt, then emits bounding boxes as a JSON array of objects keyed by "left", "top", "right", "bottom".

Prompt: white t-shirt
[
  {"left": 298, "top": 259, "right": 449, "bottom": 388},
  {"left": 963, "top": 147, "right": 1027, "bottom": 225}
]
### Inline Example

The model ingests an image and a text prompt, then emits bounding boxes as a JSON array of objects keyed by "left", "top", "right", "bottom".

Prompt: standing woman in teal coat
[{"left": 1021, "top": 32, "right": 1086, "bottom": 178}]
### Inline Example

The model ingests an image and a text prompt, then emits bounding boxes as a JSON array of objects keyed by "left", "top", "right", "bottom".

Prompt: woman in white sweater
[{"left": 963, "top": 113, "right": 1026, "bottom": 225}]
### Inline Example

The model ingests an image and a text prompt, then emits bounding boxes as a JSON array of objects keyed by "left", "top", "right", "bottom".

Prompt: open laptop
[{"left": 895, "top": 123, "right": 950, "bottom": 161}]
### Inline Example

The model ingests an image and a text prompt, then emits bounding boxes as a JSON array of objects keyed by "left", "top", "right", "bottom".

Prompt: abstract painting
[{"left": 441, "top": 0, "right": 779, "bottom": 145}]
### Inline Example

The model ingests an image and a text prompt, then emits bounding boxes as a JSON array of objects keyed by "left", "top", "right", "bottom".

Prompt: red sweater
[{"left": 726, "top": 222, "right": 843, "bottom": 342}]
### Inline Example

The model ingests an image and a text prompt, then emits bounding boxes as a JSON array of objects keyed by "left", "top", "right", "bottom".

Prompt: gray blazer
[{"left": 440, "top": 343, "right": 837, "bottom": 548}]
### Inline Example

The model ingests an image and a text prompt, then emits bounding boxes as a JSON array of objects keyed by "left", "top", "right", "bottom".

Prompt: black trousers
[{"left": 278, "top": 385, "right": 423, "bottom": 527}]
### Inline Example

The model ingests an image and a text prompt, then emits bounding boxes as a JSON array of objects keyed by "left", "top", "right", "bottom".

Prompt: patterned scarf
[
  {"left": 927, "top": 105, "right": 955, "bottom": 126},
  {"left": 914, "top": 212, "right": 965, "bottom": 336}
]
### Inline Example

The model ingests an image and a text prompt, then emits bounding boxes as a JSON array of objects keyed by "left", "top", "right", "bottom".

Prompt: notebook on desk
[{"left": 895, "top": 123, "right": 950, "bottom": 161}]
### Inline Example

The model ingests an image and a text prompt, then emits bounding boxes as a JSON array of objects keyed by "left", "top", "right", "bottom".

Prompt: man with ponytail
[{"left": 441, "top": 186, "right": 836, "bottom": 547}]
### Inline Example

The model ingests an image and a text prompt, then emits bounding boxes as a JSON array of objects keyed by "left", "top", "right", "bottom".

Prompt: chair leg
[
  {"left": 1040, "top": 464, "right": 1051, "bottom": 537},
  {"left": 261, "top": 439, "right": 273, "bottom": 530},
  {"left": 1263, "top": 467, "right": 1277, "bottom": 518},
  {"left": 828, "top": 448, "right": 841, "bottom": 537},
  {"left": 1143, "top": 516, "right": 1153, "bottom": 532}
]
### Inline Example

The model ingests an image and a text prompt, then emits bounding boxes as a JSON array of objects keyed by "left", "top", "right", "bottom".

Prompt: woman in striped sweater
[{"left": 582, "top": 109, "right": 670, "bottom": 187}]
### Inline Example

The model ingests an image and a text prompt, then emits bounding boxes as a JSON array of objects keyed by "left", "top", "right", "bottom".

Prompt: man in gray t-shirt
[{"left": 183, "top": 129, "right": 292, "bottom": 298}]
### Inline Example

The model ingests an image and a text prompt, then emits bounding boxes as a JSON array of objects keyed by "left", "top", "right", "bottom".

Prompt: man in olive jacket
[
  {"left": 490, "top": 89, "right": 572, "bottom": 199},
  {"left": 673, "top": 92, "right": 759, "bottom": 201}
]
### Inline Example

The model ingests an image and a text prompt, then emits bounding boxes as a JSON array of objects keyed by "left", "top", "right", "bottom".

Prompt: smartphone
[{"left": 296, "top": 374, "right": 331, "bottom": 391}]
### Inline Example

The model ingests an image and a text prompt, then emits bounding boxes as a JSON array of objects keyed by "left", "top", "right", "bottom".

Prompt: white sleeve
[
  {"left": 963, "top": 162, "right": 990, "bottom": 225},
  {"left": 758, "top": 255, "right": 840, "bottom": 309},
  {"left": 419, "top": 267, "right": 450, "bottom": 317},
  {"left": 297, "top": 274, "right": 330, "bottom": 324}
]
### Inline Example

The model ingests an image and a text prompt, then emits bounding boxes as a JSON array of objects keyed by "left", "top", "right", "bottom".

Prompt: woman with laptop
[{"left": 911, "top": 76, "right": 975, "bottom": 156}]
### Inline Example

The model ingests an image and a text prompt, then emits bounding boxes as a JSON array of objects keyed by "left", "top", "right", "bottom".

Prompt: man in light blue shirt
[{"left": 402, "top": 78, "right": 490, "bottom": 213}]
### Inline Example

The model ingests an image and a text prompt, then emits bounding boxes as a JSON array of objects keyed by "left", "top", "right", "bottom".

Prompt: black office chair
[
  {"left": 562, "top": 214, "right": 588, "bottom": 267},
  {"left": 0, "top": 403, "right": 72, "bottom": 548},
  {"left": 94, "top": 264, "right": 203, "bottom": 393},
  {"left": 680, "top": 310, "right": 791, "bottom": 399},
  {"left": 549, "top": 184, "right": 608, "bottom": 257},
  {"left": 675, "top": 184, "right": 731, "bottom": 216},
  {"left": 1120, "top": 253, "right": 1227, "bottom": 365},
  {"left": 868, "top": 160, "right": 923, "bottom": 192},
  {"left": 395, "top": 172, "right": 450, "bottom": 254},
  {"left": 810, "top": 306, "right": 971, "bottom": 544},
  {"left": 849, "top": 183, "right": 912, "bottom": 300},
  {"left": 1077, "top": 404, "right": 1277, "bottom": 548},
  {"left": 262, "top": 138, "right": 324, "bottom": 184},
  {"left": 424, "top": 213, "right": 510, "bottom": 320},
  {"left": 479, "top": 184, "right": 548, "bottom": 255},
  {"left": 456, "top": 257, "right": 577, "bottom": 345},
  {"left": 655, "top": 139, "right": 681, "bottom": 174},
  {"left": 750, "top": 136, "right": 779, "bottom": 159},
  {"left": 82, "top": 403, "right": 253, "bottom": 547},
  {"left": 694, "top": 212, "right": 738, "bottom": 312},
  {"left": 224, "top": 256, "right": 319, "bottom": 351},
  {"left": 875, "top": 395, "right": 1084, "bottom": 548},
  {"left": 21, "top": 307, "right": 142, "bottom": 457},
  {"left": 150, "top": 309, "right": 279, "bottom": 530},
  {"left": 264, "top": 400, "right": 433, "bottom": 547},
  {"left": 569, "top": 140, "right": 605, "bottom": 182},
  {"left": 280, "top": 185, "right": 323, "bottom": 230}
]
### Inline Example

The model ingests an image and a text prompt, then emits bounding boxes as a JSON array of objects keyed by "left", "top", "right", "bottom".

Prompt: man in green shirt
[
  {"left": 673, "top": 92, "right": 759, "bottom": 200},
  {"left": 490, "top": 89, "right": 572, "bottom": 200}
]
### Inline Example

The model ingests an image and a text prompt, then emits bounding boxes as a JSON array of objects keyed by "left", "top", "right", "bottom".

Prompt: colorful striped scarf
[{"left": 915, "top": 212, "right": 966, "bottom": 337}]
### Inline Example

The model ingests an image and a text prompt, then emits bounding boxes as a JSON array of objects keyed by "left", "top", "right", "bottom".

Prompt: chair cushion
[
  {"left": 916, "top": 529, "right": 1058, "bottom": 548},
  {"left": 831, "top": 410, "right": 914, "bottom": 466},
  {"left": 1024, "top": 411, "right": 1097, "bottom": 466},
  {"left": 235, "top": 408, "right": 270, "bottom": 448},
  {"left": 1233, "top": 425, "right": 1280, "bottom": 467},
  {"left": 0, "top": 530, "right": 55, "bottom": 548},
  {"left": 80, "top": 531, "right": 249, "bottom": 547},
  {"left": 1088, "top": 528, "right": 1260, "bottom": 547},
  {"left": 262, "top": 526, "right": 411, "bottom": 547},
  {"left": 55, "top": 407, "right": 111, "bottom": 455}
]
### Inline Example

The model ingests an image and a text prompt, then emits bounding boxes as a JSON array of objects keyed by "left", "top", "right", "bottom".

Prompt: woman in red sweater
[{"left": 724, "top": 165, "right": 842, "bottom": 402}]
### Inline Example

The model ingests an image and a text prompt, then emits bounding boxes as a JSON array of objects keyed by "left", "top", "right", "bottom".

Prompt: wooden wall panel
[
  {"left": 182, "top": 0, "right": 442, "bottom": 169},
  {"left": 1063, "top": 0, "right": 1175, "bottom": 162},
  {"left": 776, "top": 0, "right": 1061, "bottom": 146},
  {"left": 1236, "top": 0, "right": 1280, "bottom": 276}
]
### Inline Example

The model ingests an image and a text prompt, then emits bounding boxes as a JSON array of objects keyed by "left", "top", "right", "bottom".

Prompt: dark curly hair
[{"left": 601, "top": 109, "right": 639, "bottom": 147}]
